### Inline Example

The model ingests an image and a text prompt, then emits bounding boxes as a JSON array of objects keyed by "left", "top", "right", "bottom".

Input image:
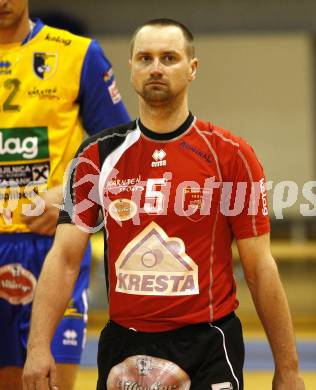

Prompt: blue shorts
[{"left": 0, "top": 233, "right": 91, "bottom": 367}]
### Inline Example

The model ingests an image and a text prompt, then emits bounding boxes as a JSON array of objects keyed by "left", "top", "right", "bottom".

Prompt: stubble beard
[
  {"left": 137, "top": 80, "right": 185, "bottom": 108},
  {"left": 142, "top": 86, "right": 172, "bottom": 105}
]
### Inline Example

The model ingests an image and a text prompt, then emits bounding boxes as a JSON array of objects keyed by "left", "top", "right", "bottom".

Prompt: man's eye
[
  {"left": 162, "top": 55, "right": 176, "bottom": 63},
  {"left": 140, "top": 56, "right": 151, "bottom": 62}
]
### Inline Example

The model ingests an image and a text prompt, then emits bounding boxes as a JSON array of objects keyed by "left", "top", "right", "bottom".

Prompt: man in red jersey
[{"left": 23, "top": 19, "right": 305, "bottom": 390}]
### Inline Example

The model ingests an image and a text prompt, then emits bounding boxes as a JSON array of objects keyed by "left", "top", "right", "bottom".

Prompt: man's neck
[
  {"left": 0, "top": 13, "right": 31, "bottom": 44},
  {"left": 139, "top": 98, "right": 190, "bottom": 134}
]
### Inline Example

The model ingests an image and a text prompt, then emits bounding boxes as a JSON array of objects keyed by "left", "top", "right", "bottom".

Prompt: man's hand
[
  {"left": 23, "top": 348, "right": 58, "bottom": 390},
  {"left": 272, "top": 370, "right": 305, "bottom": 389},
  {"left": 21, "top": 185, "right": 63, "bottom": 236}
]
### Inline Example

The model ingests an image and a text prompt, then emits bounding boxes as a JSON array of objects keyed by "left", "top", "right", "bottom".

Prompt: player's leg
[
  {"left": 56, "top": 363, "right": 78, "bottom": 390},
  {"left": 0, "top": 234, "right": 90, "bottom": 390},
  {"left": 50, "top": 243, "right": 91, "bottom": 390},
  {"left": 0, "top": 299, "right": 26, "bottom": 390},
  {"left": 0, "top": 367, "right": 23, "bottom": 390},
  {"left": 0, "top": 298, "right": 26, "bottom": 390},
  {"left": 0, "top": 234, "right": 38, "bottom": 390}
]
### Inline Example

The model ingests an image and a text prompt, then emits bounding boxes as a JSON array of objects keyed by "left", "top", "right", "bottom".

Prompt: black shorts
[{"left": 97, "top": 312, "right": 244, "bottom": 390}]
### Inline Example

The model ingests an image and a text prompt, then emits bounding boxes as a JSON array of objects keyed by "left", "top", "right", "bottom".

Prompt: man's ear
[
  {"left": 129, "top": 59, "right": 132, "bottom": 82},
  {"left": 188, "top": 57, "right": 198, "bottom": 81}
]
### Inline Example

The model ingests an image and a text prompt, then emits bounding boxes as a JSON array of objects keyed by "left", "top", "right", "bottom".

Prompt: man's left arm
[{"left": 237, "top": 233, "right": 305, "bottom": 390}]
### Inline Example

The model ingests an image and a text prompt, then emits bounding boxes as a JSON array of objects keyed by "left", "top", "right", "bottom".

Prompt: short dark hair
[{"left": 130, "top": 18, "right": 195, "bottom": 58}]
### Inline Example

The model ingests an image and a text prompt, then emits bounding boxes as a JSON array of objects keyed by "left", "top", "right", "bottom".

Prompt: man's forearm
[
  {"left": 246, "top": 259, "right": 299, "bottom": 373},
  {"left": 27, "top": 246, "right": 80, "bottom": 351}
]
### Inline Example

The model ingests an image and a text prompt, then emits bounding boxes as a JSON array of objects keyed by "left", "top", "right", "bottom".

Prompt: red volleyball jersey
[{"left": 58, "top": 113, "right": 270, "bottom": 331}]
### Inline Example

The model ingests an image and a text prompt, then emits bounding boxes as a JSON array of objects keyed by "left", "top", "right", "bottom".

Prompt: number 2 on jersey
[{"left": 2, "top": 78, "right": 21, "bottom": 112}]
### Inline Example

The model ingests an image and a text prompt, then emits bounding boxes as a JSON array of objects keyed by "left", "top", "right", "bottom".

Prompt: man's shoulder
[
  {"left": 196, "top": 118, "right": 251, "bottom": 152},
  {"left": 78, "top": 120, "right": 138, "bottom": 154}
]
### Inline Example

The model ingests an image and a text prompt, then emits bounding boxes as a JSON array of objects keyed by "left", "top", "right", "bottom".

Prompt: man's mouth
[{"left": 146, "top": 81, "right": 167, "bottom": 86}]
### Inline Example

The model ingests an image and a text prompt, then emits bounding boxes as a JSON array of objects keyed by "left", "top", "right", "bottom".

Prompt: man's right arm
[{"left": 23, "top": 223, "right": 90, "bottom": 390}]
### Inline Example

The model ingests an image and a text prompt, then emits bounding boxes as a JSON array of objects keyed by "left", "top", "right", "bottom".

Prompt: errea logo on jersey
[
  {"left": 0, "top": 60, "right": 12, "bottom": 75},
  {"left": 151, "top": 149, "right": 166, "bottom": 167},
  {"left": 62, "top": 330, "right": 78, "bottom": 346},
  {"left": 0, "top": 127, "right": 49, "bottom": 161},
  {"left": 115, "top": 222, "right": 199, "bottom": 296}
]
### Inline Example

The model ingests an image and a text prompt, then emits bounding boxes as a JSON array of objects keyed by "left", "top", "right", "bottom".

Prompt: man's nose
[{"left": 150, "top": 58, "right": 163, "bottom": 76}]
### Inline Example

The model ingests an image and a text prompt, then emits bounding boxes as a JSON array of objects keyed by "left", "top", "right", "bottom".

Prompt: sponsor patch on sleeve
[
  {"left": 103, "top": 67, "right": 114, "bottom": 81},
  {"left": 108, "top": 80, "right": 122, "bottom": 104}
]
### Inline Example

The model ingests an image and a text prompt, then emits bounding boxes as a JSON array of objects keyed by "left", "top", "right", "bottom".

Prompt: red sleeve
[
  {"left": 225, "top": 139, "right": 270, "bottom": 239},
  {"left": 58, "top": 142, "right": 101, "bottom": 233}
]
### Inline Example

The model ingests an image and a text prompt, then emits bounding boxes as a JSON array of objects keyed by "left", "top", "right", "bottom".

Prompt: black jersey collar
[{"left": 138, "top": 112, "right": 194, "bottom": 141}]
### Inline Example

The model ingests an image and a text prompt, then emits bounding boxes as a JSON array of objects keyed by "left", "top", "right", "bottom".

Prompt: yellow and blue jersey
[
  {"left": 0, "top": 19, "right": 130, "bottom": 367},
  {"left": 0, "top": 19, "right": 130, "bottom": 232}
]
